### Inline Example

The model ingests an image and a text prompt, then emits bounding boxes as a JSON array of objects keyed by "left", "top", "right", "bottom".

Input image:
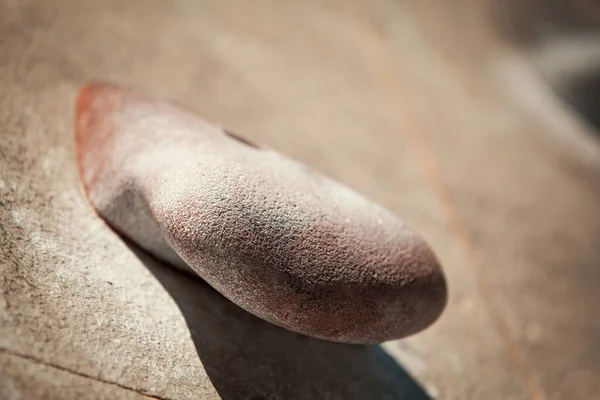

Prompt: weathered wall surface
[{"left": 1, "top": 1, "right": 599, "bottom": 399}]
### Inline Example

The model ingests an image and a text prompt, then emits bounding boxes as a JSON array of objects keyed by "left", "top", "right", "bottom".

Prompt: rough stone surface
[
  {"left": 75, "top": 82, "right": 446, "bottom": 344},
  {"left": 0, "top": 352, "right": 147, "bottom": 400},
  {"left": 1, "top": 0, "right": 600, "bottom": 399}
]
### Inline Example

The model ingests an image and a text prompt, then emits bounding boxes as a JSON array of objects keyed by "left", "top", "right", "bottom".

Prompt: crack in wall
[{"left": 0, "top": 347, "right": 173, "bottom": 400}]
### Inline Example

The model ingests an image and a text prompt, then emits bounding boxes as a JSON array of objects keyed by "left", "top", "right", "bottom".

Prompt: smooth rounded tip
[
  {"left": 74, "top": 81, "right": 447, "bottom": 344},
  {"left": 356, "top": 233, "right": 447, "bottom": 343}
]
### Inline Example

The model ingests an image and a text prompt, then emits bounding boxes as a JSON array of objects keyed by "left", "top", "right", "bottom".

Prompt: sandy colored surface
[{"left": 1, "top": 0, "right": 599, "bottom": 399}]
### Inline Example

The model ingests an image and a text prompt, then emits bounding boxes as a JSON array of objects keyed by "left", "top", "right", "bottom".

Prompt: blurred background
[{"left": 1, "top": 1, "right": 600, "bottom": 399}]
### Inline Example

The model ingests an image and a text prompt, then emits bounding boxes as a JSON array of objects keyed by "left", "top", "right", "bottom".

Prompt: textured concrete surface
[
  {"left": 0, "top": 352, "right": 147, "bottom": 400},
  {"left": 1, "top": 0, "right": 599, "bottom": 399}
]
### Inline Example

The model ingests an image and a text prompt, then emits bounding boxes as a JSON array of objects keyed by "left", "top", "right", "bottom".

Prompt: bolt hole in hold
[
  {"left": 74, "top": 82, "right": 447, "bottom": 344},
  {"left": 224, "top": 129, "right": 261, "bottom": 149}
]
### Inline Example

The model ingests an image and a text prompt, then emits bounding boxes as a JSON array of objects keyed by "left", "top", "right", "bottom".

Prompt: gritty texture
[{"left": 75, "top": 83, "right": 447, "bottom": 344}]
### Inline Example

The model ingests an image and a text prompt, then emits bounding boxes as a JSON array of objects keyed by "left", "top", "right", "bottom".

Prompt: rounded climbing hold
[{"left": 75, "top": 82, "right": 447, "bottom": 344}]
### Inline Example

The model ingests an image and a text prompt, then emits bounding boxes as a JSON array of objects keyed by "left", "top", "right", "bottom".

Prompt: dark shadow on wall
[
  {"left": 555, "top": 70, "right": 600, "bottom": 132},
  {"left": 127, "top": 244, "right": 432, "bottom": 400}
]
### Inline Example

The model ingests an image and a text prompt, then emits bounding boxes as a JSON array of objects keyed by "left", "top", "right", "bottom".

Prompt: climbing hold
[{"left": 75, "top": 82, "right": 447, "bottom": 344}]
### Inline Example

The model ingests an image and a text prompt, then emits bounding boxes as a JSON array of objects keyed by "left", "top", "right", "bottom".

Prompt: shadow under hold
[{"left": 129, "top": 244, "right": 433, "bottom": 400}]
